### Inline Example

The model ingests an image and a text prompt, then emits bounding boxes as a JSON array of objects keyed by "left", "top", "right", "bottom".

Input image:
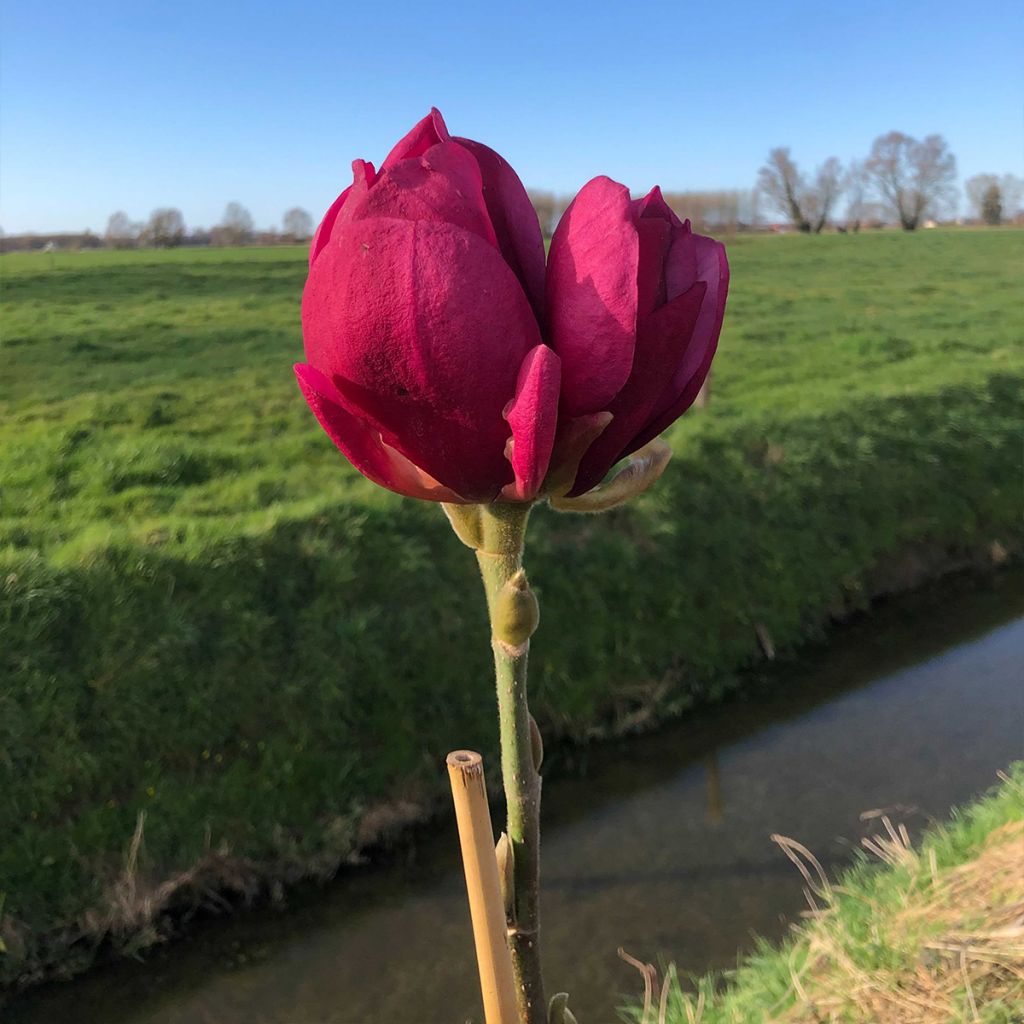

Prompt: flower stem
[{"left": 472, "top": 501, "right": 546, "bottom": 1024}]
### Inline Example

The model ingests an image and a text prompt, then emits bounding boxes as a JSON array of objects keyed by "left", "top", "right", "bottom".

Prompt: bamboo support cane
[{"left": 447, "top": 750, "right": 519, "bottom": 1024}]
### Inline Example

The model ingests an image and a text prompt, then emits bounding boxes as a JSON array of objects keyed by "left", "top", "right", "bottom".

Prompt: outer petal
[
  {"left": 454, "top": 137, "right": 547, "bottom": 323},
  {"left": 381, "top": 107, "right": 450, "bottom": 168},
  {"left": 622, "top": 237, "right": 730, "bottom": 456},
  {"left": 568, "top": 281, "right": 706, "bottom": 495},
  {"left": 546, "top": 176, "right": 640, "bottom": 416},
  {"left": 337, "top": 142, "right": 497, "bottom": 248},
  {"left": 294, "top": 363, "right": 463, "bottom": 502},
  {"left": 500, "top": 345, "right": 561, "bottom": 501},
  {"left": 302, "top": 216, "right": 543, "bottom": 501},
  {"left": 309, "top": 160, "right": 377, "bottom": 268}
]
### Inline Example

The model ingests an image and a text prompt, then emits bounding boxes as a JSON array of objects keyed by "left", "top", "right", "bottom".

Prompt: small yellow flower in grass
[
  {"left": 202, "top": 749, "right": 211, "bottom": 760},
  {"left": 146, "top": 786, "right": 156, "bottom": 798}
]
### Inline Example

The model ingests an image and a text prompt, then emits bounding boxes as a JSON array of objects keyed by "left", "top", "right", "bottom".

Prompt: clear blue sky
[{"left": 2, "top": 0, "right": 1021, "bottom": 233}]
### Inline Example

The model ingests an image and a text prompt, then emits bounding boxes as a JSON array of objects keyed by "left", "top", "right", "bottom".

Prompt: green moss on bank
[{"left": 622, "top": 763, "right": 1024, "bottom": 1023}]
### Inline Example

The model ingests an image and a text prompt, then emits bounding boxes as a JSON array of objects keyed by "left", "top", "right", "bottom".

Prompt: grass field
[
  {"left": 1, "top": 229, "right": 1022, "bottom": 986},
  {"left": 2, "top": 230, "right": 1021, "bottom": 558},
  {"left": 623, "top": 763, "right": 1024, "bottom": 1024}
]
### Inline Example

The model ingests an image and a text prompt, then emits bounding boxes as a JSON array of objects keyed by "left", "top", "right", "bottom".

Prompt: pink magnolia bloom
[
  {"left": 296, "top": 110, "right": 729, "bottom": 505},
  {"left": 546, "top": 178, "right": 729, "bottom": 496}
]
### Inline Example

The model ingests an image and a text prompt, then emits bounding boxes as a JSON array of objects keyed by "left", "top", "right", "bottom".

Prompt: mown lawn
[{"left": 1, "top": 230, "right": 1021, "bottom": 987}]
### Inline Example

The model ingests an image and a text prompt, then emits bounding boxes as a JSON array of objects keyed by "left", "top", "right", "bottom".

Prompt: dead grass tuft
[{"left": 776, "top": 818, "right": 1024, "bottom": 1023}]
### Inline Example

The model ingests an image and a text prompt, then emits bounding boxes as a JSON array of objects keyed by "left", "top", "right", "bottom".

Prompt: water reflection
[
  {"left": 9, "top": 570, "right": 1024, "bottom": 1024},
  {"left": 704, "top": 753, "right": 724, "bottom": 825}
]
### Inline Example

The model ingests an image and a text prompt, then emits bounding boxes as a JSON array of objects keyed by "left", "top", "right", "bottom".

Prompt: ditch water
[{"left": 10, "top": 568, "right": 1024, "bottom": 1024}]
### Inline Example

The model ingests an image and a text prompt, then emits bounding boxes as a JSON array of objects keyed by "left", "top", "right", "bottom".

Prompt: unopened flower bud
[{"left": 493, "top": 569, "right": 539, "bottom": 647}]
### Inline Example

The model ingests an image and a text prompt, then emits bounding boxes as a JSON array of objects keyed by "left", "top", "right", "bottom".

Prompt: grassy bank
[
  {"left": 1, "top": 231, "right": 1022, "bottom": 986},
  {"left": 623, "top": 763, "right": 1024, "bottom": 1024}
]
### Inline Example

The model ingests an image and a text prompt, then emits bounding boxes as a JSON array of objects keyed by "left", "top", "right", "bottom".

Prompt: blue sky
[{"left": 2, "top": 0, "right": 1021, "bottom": 233}]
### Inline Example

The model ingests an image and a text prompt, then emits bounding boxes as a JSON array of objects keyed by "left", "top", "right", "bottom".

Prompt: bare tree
[
  {"left": 105, "top": 211, "right": 140, "bottom": 249},
  {"left": 216, "top": 202, "right": 254, "bottom": 246},
  {"left": 662, "top": 190, "right": 759, "bottom": 233},
  {"left": 145, "top": 208, "right": 186, "bottom": 248},
  {"left": 756, "top": 148, "right": 842, "bottom": 232},
  {"left": 1001, "top": 175, "right": 1024, "bottom": 220},
  {"left": 282, "top": 207, "right": 313, "bottom": 241},
  {"left": 757, "top": 148, "right": 810, "bottom": 231},
  {"left": 843, "top": 160, "right": 870, "bottom": 231},
  {"left": 805, "top": 157, "right": 844, "bottom": 233},
  {"left": 865, "top": 132, "right": 957, "bottom": 230}
]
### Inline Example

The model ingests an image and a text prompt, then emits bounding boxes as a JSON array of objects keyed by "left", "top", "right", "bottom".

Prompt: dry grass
[{"left": 775, "top": 818, "right": 1024, "bottom": 1023}]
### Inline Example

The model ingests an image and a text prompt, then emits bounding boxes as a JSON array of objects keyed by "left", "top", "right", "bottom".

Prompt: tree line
[
  {"left": 102, "top": 204, "right": 314, "bottom": 249},
  {"left": 757, "top": 131, "right": 1022, "bottom": 233},
  {"left": 4, "top": 133, "right": 1020, "bottom": 253},
  {"left": 535, "top": 132, "right": 1021, "bottom": 237}
]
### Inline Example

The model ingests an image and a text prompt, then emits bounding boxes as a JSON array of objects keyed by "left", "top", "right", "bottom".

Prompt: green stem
[{"left": 473, "top": 502, "right": 546, "bottom": 1024}]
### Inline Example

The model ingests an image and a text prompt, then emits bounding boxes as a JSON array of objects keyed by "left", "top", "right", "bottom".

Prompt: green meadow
[
  {"left": 3, "top": 231, "right": 1021, "bottom": 558},
  {"left": 1, "top": 230, "right": 1022, "bottom": 984}
]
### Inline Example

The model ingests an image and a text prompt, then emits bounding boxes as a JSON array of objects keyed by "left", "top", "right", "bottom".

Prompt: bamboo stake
[{"left": 447, "top": 750, "right": 519, "bottom": 1024}]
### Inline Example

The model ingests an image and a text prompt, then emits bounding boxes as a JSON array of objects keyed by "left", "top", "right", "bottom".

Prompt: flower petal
[
  {"left": 381, "top": 108, "right": 451, "bottom": 168},
  {"left": 546, "top": 176, "right": 640, "bottom": 416},
  {"left": 309, "top": 160, "right": 377, "bottom": 268},
  {"left": 454, "top": 136, "right": 547, "bottom": 323},
  {"left": 634, "top": 215, "right": 671, "bottom": 319},
  {"left": 338, "top": 141, "right": 498, "bottom": 249},
  {"left": 294, "top": 363, "right": 464, "bottom": 502},
  {"left": 302, "top": 216, "right": 542, "bottom": 501},
  {"left": 501, "top": 344, "right": 561, "bottom": 501},
  {"left": 568, "top": 280, "right": 706, "bottom": 495},
  {"left": 624, "top": 237, "right": 730, "bottom": 455}
]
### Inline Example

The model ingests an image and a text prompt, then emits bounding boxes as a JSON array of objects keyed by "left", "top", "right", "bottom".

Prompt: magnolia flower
[{"left": 296, "top": 109, "right": 729, "bottom": 507}]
